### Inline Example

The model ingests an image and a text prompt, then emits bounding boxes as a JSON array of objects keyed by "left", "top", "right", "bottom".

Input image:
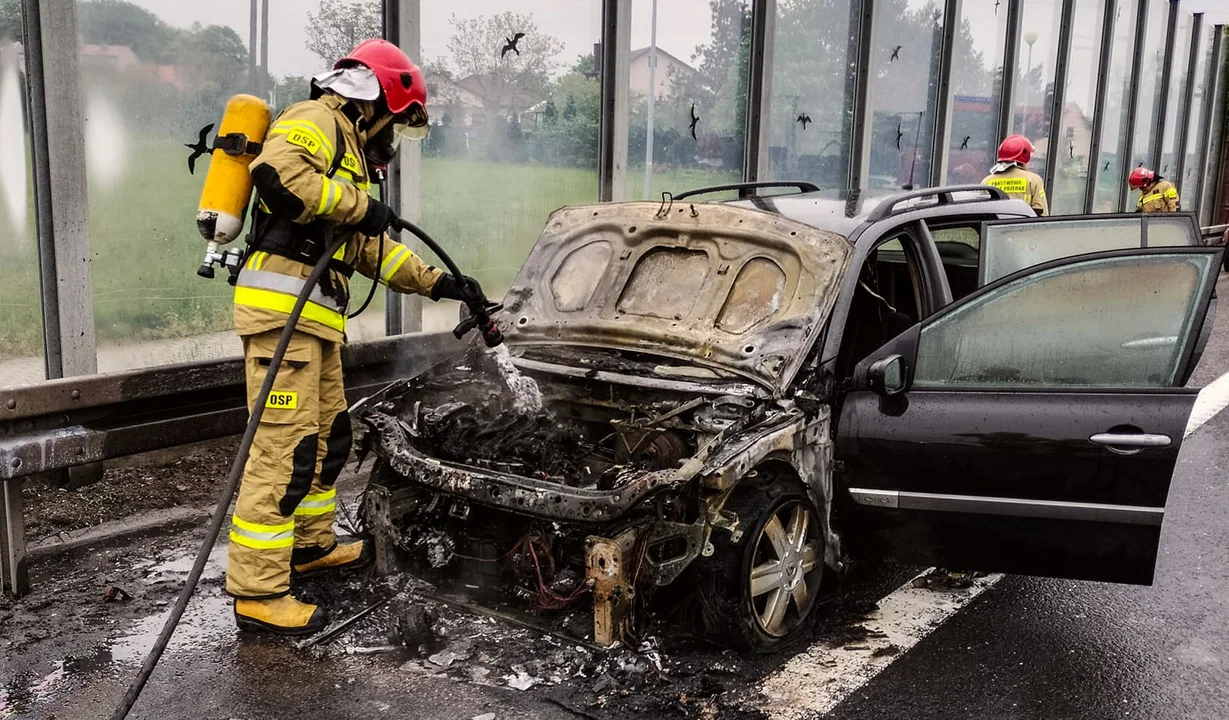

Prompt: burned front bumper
[{"left": 362, "top": 410, "right": 680, "bottom": 524}]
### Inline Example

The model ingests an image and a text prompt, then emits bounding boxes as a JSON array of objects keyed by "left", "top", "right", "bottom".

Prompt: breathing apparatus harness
[{"left": 113, "top": 98, "right": 502, "bottom": 720}]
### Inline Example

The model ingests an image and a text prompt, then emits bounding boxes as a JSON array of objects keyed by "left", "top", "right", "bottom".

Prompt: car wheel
[{"left": 696, "top": 478, "right": 824, "bottom": 652}]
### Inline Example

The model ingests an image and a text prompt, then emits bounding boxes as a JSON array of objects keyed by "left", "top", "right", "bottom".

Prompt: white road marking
[
  {"left": 756, "top": 369, "right": 1229, "bottom": 718},
  {"left": 1185, "top": 370, "right": 1229, "bottom": 438},
  {"left": 758, "top": 571, "right": 1004, "bottom": 719}
]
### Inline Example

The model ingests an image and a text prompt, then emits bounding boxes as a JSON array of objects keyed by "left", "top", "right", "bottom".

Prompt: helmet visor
[{"left": 395, "top": 103, "right": 430, "bottom": 141}]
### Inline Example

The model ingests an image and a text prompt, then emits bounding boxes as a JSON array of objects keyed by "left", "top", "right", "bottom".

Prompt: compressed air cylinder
[{"left": 196, "top": 94, "right": 271, "bottom": 245}]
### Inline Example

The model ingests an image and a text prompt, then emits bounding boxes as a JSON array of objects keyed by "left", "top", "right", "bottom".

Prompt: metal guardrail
[
  {"left": 1203, "top": 224, "right": 1228, "bottom": 244},
  {"left": 0, "top": 330, "right": 463, "bottom": 596}
]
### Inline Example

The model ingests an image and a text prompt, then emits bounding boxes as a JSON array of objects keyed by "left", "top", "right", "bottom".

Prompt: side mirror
[{"left": 868, "top": 354, "right": 907, "bottom": 396}]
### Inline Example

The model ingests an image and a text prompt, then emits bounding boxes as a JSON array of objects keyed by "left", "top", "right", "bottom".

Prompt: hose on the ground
[{"left": 112, "top": 218, "right": 489, "bottom": 718}]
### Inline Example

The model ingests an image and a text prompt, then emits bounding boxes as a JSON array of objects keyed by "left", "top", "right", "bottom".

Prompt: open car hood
[{"left": 499, "top": 202, "right": 853, "bottom": 394}]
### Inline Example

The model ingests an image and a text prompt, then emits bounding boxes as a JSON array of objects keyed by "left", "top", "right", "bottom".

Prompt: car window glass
[
  {"left": 982, "top": 218, "right": 1144, "bottom": 284},
  {"left": 1147, "top": 217, "right": 1195, "bottom": 247},
  {"left": 834, "top": 231, "right": 926, "bottom": 380},
  {"left": 915, "top": 252, "right": 1214, "bottom": 388},
  {"left": 931, "top": 226, "right": 979, "bottom": 249}
]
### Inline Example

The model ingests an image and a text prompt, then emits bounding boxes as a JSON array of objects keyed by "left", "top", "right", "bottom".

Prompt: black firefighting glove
[
  {"left": 357, "top": 198, "right": 398, "bottom": 236},
  {"left": 431, "top": 273, "right": 485, "bottom": 304}
]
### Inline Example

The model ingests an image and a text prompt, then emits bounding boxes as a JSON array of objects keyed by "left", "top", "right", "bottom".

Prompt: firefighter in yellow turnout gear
[
  {"left": 1129, "top": 167, "right": 1180, "bottom": 213},
  {"left": 982, "top": 135, "right": 1048, "bottom": 217},
  {"left": 227, "top": 39, "right": 482, "bottom": 635}
]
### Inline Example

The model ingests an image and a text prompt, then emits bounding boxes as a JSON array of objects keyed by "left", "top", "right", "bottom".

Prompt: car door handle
[{"left": 1089, "top": 432, "right": 1172, "bottom": 454}]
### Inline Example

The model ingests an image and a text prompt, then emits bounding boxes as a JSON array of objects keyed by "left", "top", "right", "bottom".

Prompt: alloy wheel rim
[{"left": 748, "top": 500, "right": 822, "bottom": 637}]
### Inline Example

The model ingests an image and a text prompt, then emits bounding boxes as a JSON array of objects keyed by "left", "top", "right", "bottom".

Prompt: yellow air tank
[{"left": 196, "top": 94, "right": 271, "bottom": 246}]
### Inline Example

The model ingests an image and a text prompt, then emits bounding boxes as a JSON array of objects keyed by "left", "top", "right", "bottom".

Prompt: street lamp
[{"left": 1022, "top": 30, "right": 1038, "bottom": 137}]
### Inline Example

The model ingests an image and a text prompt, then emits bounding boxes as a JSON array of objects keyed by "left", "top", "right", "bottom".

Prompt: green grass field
[{"left": 0, "top": 147, "right": 733, "bottom": 361}]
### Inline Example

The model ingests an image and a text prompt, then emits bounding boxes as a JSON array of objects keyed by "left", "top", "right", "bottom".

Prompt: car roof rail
[
  {"left": 672, "top": 181, "right": 821, "bottom": 201},
  {"left": 864, "top": 185, "right": 1009, "bottom": 223}
]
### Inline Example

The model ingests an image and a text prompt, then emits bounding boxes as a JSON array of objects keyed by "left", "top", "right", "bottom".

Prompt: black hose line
[{"left": 113, "top": 217, "right": 491, "bottom": 718}]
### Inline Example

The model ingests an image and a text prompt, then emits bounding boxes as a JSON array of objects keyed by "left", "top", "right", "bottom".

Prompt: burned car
[{"left": 355, "top": 185, "right": 1221, "bottom": 652}]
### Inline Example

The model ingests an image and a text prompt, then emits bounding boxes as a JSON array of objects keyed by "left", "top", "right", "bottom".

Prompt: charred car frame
[{"left": 354, "top": 184, "right": 1221, "bottom": 652}]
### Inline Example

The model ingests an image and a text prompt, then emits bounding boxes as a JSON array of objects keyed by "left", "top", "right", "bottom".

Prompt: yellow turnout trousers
[{"left": 226, "top": 329, "right": 352, "bottom": 598}]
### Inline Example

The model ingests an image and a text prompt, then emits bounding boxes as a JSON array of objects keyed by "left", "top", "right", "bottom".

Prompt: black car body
[{"left": 354, "top": 184, "right": 1221, "bottom": 652}]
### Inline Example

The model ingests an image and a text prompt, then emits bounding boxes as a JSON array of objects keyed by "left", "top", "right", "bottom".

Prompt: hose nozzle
[{"left": 454, "top": 301, "right": 504, "bottom": 347}]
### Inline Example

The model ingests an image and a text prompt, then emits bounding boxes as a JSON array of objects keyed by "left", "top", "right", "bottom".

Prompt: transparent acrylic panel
[
  {"left": 419, "top": 1, "right": 603, "bottom": 330},
  {"left": 916, "top": 253, "right": 1213, "bottom": 388},
  {"left": 1129, "top": 0, "right": 1170, "bottom": 171},
  {"left": 765, "top": 0, "right": 857, "bottom": 188},
  {"left": 1091, "top": 0, "right": 1140, "bottom": 213},
  {"left": 944, "top": 0, "right": 1008, "bottom": 186},
  {"left": 1009, "top": 0, "right": 1064, "bottom": 181},
  {"left": 1179, "top": 24, "right": 1216, "bottom": 204},
  {"left": 76, "top": 0, "right": 350, "bottom": 368},
  {"left": 1049, "top": 0, "right": 1106, "bottom": 215},
  {"left": 1158, "top": 12, "right": 1192, "bottom": 180},
  {"left": 868, "top": 0, "right": 946, "bottom": 191},
  {"left": 0, "top": 5, "right": 44, "bottom": 385},
  {"left": 626, "top": 0, "right": 749, "bottom": 200}
]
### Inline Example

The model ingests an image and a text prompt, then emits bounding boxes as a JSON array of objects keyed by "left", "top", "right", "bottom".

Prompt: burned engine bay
[{"left": 355, "top": 343, "right": 838, "bottom": 647}]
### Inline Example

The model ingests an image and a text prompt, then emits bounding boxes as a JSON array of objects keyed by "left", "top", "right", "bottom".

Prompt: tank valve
[{"left": 198, "top": 241, "right": 245, "bottom": 285}]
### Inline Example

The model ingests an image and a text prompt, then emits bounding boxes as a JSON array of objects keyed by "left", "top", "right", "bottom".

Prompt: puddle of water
[
  {"left": 146, "top": 545, "right": 227, "bottom": 584},
  {"left": 108, "top": 594, "right": 234, "bottom": 665},
  {"left": 491, "top": 345, "right": 543, "bottom": 415}
]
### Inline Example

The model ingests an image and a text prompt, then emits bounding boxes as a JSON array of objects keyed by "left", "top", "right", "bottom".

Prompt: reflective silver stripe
[
  {"left": 848, "top": 488, "right": 1164, "bottom": 526},
  {"left": 380, "top": 246, "right": 409, "bottom": 283},
  {"left": 236, "top": 268, "right": 346, "bottom": 314}
]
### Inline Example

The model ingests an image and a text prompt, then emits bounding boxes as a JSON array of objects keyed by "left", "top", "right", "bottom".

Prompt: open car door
[{"left": 835, "top": 247, "right": 1222, "bottom": 584}]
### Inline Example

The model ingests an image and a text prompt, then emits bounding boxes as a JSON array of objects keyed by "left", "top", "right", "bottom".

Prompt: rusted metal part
[
  {"left": 365, "top": 483, "right": 398, "bottom": 576},
  {"left": 635, "top": 518, "right": 707, "bottom": 585},
  {"left": 366, "top": 411, "right": 681, "bottom": 524},
  {"left": 586, "top": 533, "right": 637, "bottom": 648}
]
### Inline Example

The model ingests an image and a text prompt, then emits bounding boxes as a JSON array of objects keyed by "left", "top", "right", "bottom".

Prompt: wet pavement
[{"left": 4, "top": 277, "right": 1229, "bottom": 719}]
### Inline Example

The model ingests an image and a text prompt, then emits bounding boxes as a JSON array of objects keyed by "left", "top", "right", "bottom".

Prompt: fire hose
[{"left": 111, "top": 219, "right": 501, "bottom": 719}]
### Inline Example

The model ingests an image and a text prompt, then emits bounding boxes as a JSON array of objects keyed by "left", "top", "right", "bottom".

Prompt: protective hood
[
  {"left": 990, "top": 161, "right": 1021, "bottom": 174},
  {"left": 499, "top": 202, "right": 852, "bottom": 395},
  {"left": 311, "top": 67, "right": 382, "bottom": 102}
]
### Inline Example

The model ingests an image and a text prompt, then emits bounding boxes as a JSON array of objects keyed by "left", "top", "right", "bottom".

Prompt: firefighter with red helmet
[
  {"left": 226, "top": 39, "right": 483, "bottom": 634},
  {"left": 1129, "top": 167, "right": 1180, "bottom": 213},
  {"left": 982, "top": 135, "right": 1048, "bottom": 217}
]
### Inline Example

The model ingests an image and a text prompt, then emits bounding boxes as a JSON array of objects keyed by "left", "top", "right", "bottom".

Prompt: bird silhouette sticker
[
  {"left": 796, "top": 114, "right": 812, "bottom": 129},
  {"left": 895, "top": 122, "right": 904, "bottom": 150},
  {"left": 1103, "top": 161, "right": 1111, "bottom": 171},
  {"left": 1069, "top": 142, "right": 1074, "bottom": 159},
  {"left": 689, "top": 103, "right": 700, "bottom": 140},
  {"left": 185, "top": 123, "right": 214, "bottom": 175},
  {"left": 995, "top": 0, "right": 1001, "bottom": 14},
  {"left": 890, "top": 45, "right": 902, "bottom": 62},
  {"left": 959, "top": 136, "right": 970, "bottom": 150},
  {"left": 501, "top": 32, "right": 526, "bottom": 58}
]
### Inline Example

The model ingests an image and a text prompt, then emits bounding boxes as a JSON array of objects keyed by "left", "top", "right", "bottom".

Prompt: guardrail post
[
  {"left": 1174, "top": 13, "right": 1204, "bottom": 195},
  {"left": 1152, "top": 0, "right": 1181, "bottom": 171},
  {"left": 1, "top": 482, "right": 26, "bottom": 596},
  {"left": 1043, "top": 0, "right": 1078, "bottom": 204},
  {"left": 1199, "top": 25, "right": 1226, "bottom": 226},
  {"left": 598, "top": 0, "right": 631, "bottom": 202},
  {"left": 385, "top": 0, "right": 423, "bottom": 335},
  {"left": 743, "top": 0, "right": 775, "bottom": 183},
  {"left": 848, "top": 0, "right": 876, "bottom": 190}
]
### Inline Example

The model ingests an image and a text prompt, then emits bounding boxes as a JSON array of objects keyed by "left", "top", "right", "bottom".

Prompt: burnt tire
[{"left": 696, "top": 481, "right": 824, "bottom": 653}]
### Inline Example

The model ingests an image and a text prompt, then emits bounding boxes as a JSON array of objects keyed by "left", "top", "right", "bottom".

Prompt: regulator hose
[{"left": 112, "top": 219, "right": 496, "bottom": 718}]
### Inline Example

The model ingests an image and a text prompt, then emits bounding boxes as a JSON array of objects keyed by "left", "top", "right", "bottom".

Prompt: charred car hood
[{"left": 499, "top": 202, "right": 852, "bottom": 394}]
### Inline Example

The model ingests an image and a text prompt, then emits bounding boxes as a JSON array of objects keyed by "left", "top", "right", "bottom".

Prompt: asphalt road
[{"left": 3, "top": 276, "right": 1229, "bottom": 720}]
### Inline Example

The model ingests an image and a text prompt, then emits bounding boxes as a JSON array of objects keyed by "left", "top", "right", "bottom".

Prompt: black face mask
[{"left": 365, "top": 119, "right": 397, "bottom": 168}]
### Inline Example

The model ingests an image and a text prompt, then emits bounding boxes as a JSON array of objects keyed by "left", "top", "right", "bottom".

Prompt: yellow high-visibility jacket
[
  {"left": 1136, "top": 180, "right": 1180, "bottom": 213},
  {"left": 982, "top": 165, "right": 1048, "bottom": 217},
  {"left": 234, "top": 93, "right": 440, "bottom": 342}
]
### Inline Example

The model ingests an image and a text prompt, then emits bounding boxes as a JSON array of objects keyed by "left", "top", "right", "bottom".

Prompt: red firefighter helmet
[
  {"left": 335, "top": 39, "right": 427, "bottom": 120},
  {"left": 1129, "top": 166, "right": 1156, "bottom": 189},
  {"left": 997, "top": 135, "right": 1034, "bottom": 164}
]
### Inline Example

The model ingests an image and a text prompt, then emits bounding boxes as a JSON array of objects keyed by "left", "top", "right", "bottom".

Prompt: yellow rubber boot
[
  {"left": 234, "top": 595, "right": 329, "bottom": 636},
  {"left": 291, "top": 540, "right": 369, "bottom": 578}
]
